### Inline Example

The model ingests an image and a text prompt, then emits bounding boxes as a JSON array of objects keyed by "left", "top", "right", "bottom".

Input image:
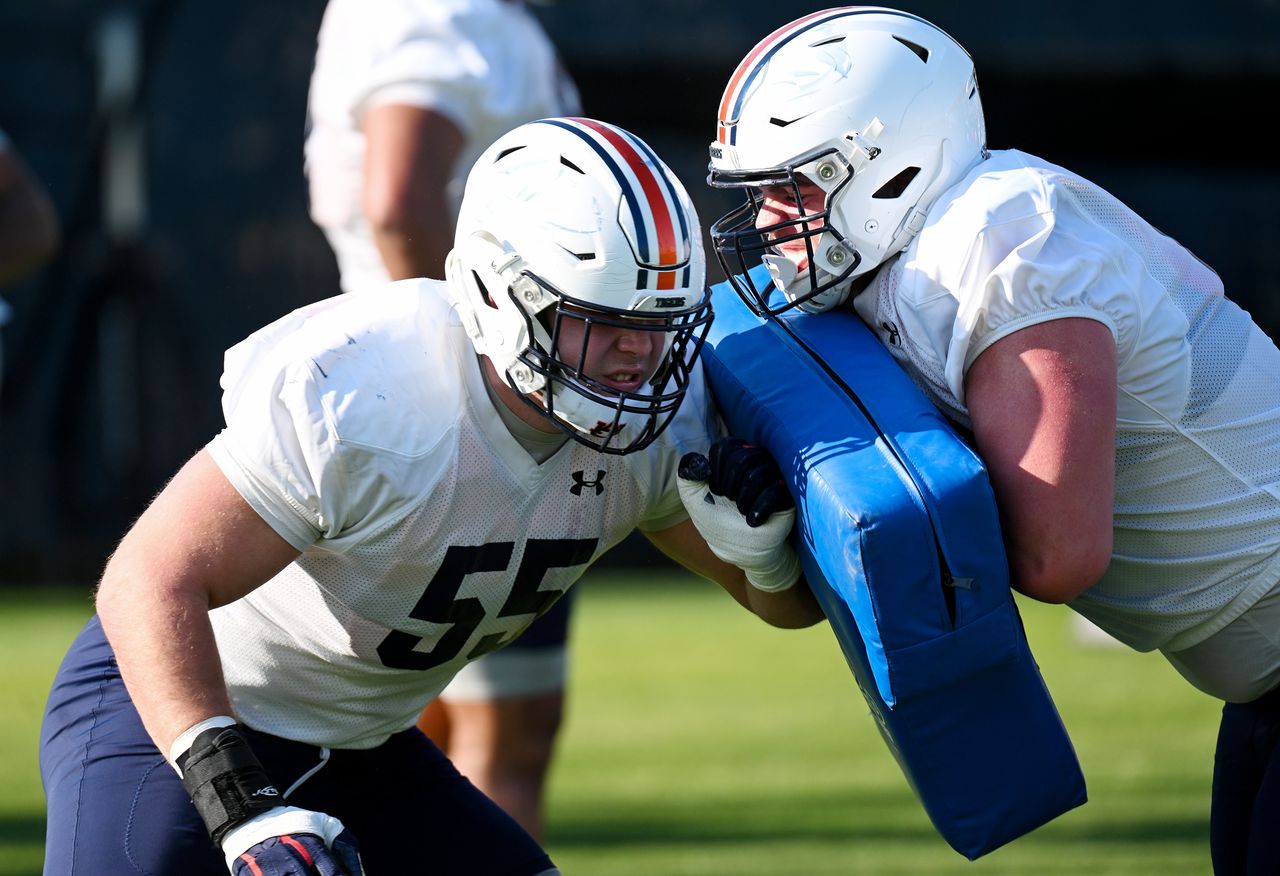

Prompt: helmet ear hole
[{"left": 872, "top": 167, "right": 921, "bottom": 200}]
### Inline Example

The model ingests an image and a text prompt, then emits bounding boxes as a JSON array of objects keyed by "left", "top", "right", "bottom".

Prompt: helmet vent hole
[
  {"left": 496, "top": 145, "right": 526, "bottom": 162},
  {"left": 809, "top": 35, "right": 845, "bottom": 48},
  {"left": 872, "top": 167, "right": 921, "bottom": 199},
  {"left": 557, "top": 244, "right": 596, "bottom": 261},
  {"left": 892, "top": 36, "right": 929, "bottom": 63},
  {"left": 560, "top": 156, "right": 586, "bottom": 174},
  {"left": 471, "top": 270, "right": 497, "bottom": 308}
]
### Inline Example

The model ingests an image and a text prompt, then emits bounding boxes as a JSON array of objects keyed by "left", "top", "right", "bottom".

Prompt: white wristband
[
  {"left": 169, "top": 715, "right": 238, "bottom": 776},
  {"left": 744, "top": 543, "right": 802, "bottom": 593},
  {"left": 220, "top": 806, "right": 349, "bottom": 873},
  {"left": 677, "top": 476, "right": 800, "bottom": 592}
]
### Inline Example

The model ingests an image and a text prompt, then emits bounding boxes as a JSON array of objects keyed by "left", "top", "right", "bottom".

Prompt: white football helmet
[
  {"left": 708, "top": 7, "right": 988, "bottom": 315},
  {"left": 446, "top": 117, "right": 712, "bottom": 454}
]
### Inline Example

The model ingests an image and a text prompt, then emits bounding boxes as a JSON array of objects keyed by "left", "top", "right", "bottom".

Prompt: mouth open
[{"left": 600, "top": 370, "right": 646, "bottom": 393}]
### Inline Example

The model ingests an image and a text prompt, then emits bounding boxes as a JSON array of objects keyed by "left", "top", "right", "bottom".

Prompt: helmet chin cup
[
  {"left": 763, "top": 252, "right": 800, "bottom": 293},
  {"left": 762, "top": 253, "right": 851, "bottom": 314}
]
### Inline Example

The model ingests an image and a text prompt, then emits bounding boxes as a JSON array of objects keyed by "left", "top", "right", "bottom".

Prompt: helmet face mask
[
  {"left": 710, "top": 148, "right": 863, "bottom": 315},
  {"left": 447, "top": 118, "right": 712, "bottom": 455},
  {"left": 708, "top": 6, "right": 987, "bottom": 317},
  {"left": 509, "top": 268, "right": 711, "bottom": 453}
]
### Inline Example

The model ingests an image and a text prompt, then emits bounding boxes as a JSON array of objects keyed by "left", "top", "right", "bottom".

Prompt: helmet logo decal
[
  {"left": 715, "top": 7, "right": 934, "bottom": 146},
  {"left": 540, "top": 118, "right": 690, "bottom": 289},
  {"left": 716, "top": 7, "right": 857, "bottom": 146}
]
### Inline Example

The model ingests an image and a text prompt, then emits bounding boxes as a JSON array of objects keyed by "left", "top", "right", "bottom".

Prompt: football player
[
  {"left": 40, "top": 118, "right": 823, "bottom": 876},
  {"left": 0, "top": 127, "right": 60, "bottom": 411},
  {"left": 303, "top": 0, "right": 584, "bottom": 837},
  {"left": 707, "top": 7, "right": 1280, "bottom": 871}
]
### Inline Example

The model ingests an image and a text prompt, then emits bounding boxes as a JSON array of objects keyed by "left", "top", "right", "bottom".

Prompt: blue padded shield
[{"left": 701, "top": 269, "right": 1087, "bottom": 860}]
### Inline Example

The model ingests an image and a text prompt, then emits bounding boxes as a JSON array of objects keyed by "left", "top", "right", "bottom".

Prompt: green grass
[
  {"left": 544, "top": 570, "right": 1220, "bottom": 875},
  {"left": 1, "top": 574, "right": 1221, "bottom": 875},
  {"left": 0, "top": 587, "right": 94, "bottom": 876}
]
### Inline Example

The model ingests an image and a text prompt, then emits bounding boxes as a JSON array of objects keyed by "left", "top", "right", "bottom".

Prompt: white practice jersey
[
  {"left": 206, "top": 279, "right": 713, "bottom": 748},
  {"left": 854, "top": 148, "right": 1280, "bottom": 653},
  {"left": 304, "top": 0, "right": 580, "bottom": 294}
]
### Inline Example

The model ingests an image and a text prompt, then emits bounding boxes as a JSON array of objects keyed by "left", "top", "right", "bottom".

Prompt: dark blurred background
[{"left": 1, "top": 0, "right": 1278, "bottom": 584}]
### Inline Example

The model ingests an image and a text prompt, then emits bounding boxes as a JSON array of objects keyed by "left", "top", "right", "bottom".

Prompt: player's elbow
[
  {"left": 1010, "top": 540, "right": 1111, "bottom": 604},
  {"left": 750, "top": 580, "right": 826, "bottom": 629},
  {"left": 363, "top": 191, "right": 415, "bottom": 237}
]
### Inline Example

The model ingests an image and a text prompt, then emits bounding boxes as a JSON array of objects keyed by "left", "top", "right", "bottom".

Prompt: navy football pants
[
  {"left": 1211, "top": 684, "right": 1280, "bottom": 875},
  {"left": 40, "top": 615, "right": 555, "bottom": 875}
]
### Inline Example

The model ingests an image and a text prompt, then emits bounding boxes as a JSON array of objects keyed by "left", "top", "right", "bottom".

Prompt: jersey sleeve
[
  {"left": 206, "top": 314, "right": 353, "bottom": 550},
  {"left": 205, "top": 288, "right": 454, "bottom": 552},
  {"left": 338, "top": 0, "right": 498, "bottom": 138},
  {"left": 905, "top": 162, "right": 1144, "bottom": 404}
]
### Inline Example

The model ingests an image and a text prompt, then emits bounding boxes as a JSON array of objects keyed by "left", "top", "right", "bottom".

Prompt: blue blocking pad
[{"left": 701, "top": 269, "right": 1087, "bottom": 860}]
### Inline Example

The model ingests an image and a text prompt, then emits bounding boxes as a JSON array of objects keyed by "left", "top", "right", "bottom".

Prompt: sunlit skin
[
  {"left": 756, "top": 176, "right": 828, "bottom": 273},
  {"left": 484, "top": 309, "right": 664, "bottom": 435}
]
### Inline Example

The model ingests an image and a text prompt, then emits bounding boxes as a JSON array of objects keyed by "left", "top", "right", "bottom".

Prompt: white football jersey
[
  {"left": 854, "top": 149, "right": 1280, "bottom": 653},
  {"left": 304, "top": 0, "right": 580, "bottom": 293},
  {"left": 206, "top": 279, "right": 713, "bottom": 748}
]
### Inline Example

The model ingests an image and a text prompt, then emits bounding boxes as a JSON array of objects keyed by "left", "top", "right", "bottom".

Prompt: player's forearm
[
  {"left": 372, "top": 224, "right": 452, "bottom": 281},
  {"left": 96, "top": 562, "right": 235, "bottom": 757},
  {"left": 0, "top": 185, "right": 60, "bottom": 284},
  {"left": 646, "top": 519, "right": 825, "bottom": 628},
  {"left": 732, "top": 568, "right": 819, "bottom": 630}
]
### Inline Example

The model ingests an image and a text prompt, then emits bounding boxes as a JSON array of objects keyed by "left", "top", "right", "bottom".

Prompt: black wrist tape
[{"left": 175, "top": 724, "right": 282, "bottom": 846}]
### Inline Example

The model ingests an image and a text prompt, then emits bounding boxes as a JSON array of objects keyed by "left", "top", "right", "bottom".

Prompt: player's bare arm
[
  {"left": 646, "top": 437, "right": 824, "bottom": 629},
  {"left": 645, "top": 516, "right": 823, "bottom": 629},
  {"left": 0, "top": 139, "right": 60, "bottom": 285},
  {"left": 95, "top": 448, "right": 301, "bottom": 754},
  {"left": 362, "top": 103, "right": 465, "bottom": 279},
  {"left": 965, "top": 317, "right": 1117, "bottom": 604}
]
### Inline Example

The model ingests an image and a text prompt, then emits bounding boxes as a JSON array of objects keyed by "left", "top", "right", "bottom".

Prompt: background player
[
  {"left": 303, "top": 0, "right": 582, "bottom": 837},
  {"left": 707, "top": 7, "right": 1280, "bottom": 871},
  {"left": 0, "top": 127, "right": 60, "bottom": 406}
]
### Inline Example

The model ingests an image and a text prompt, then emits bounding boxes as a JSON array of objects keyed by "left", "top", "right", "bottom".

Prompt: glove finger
[
  {"left": 745, "top": 481, "right": 795, "bottom": 527},
  {"left": 234, "top": 834, "right": 324, "bottom": 876},
  {"left": 709, "top": 438, "right": 756, "bottom": 498},
  {"left": 732, "top": 460, "right": 780, "bottom": 518},
  {"left": 678, "top": 451, "right": 711, "bottom": 483},
  {"left": 332, "top": 830, "right": 366, "bottom": 876},
  {"left": 707, "top": 437, "right": 747, "bottom": 494}
]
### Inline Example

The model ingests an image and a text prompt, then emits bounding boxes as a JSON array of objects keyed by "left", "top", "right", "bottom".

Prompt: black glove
[{"left": 679, "top": 437, "right": 795, "bottom": 526}]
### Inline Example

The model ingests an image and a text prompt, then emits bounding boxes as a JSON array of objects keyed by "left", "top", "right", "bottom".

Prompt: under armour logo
[
  {"left": 880, "top": 321, "right": 900, "bottom": 346},
  {"left": 570, "top": 470, "right": 606, "bottom": 496}
]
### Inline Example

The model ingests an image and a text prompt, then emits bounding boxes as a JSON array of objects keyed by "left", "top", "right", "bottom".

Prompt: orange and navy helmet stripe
[
  {"left": 539, "top": 117, "right": 691, "bottom": 291},
  {"left": 717, "top": 7, "right": 932, "bottom": 147}
]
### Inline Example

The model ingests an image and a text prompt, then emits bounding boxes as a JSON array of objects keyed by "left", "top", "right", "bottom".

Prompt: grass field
[{"left": 3, "top": 572, "right": 1221, "bottom": 875}]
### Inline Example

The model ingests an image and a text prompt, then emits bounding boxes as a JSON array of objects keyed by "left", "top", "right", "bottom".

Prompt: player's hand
[
  {"left": 223, "top": 806, "right": 364, "bottom": 875},
  {"left": 677, "top": 437, "right": 801, "bottom": 592}
]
